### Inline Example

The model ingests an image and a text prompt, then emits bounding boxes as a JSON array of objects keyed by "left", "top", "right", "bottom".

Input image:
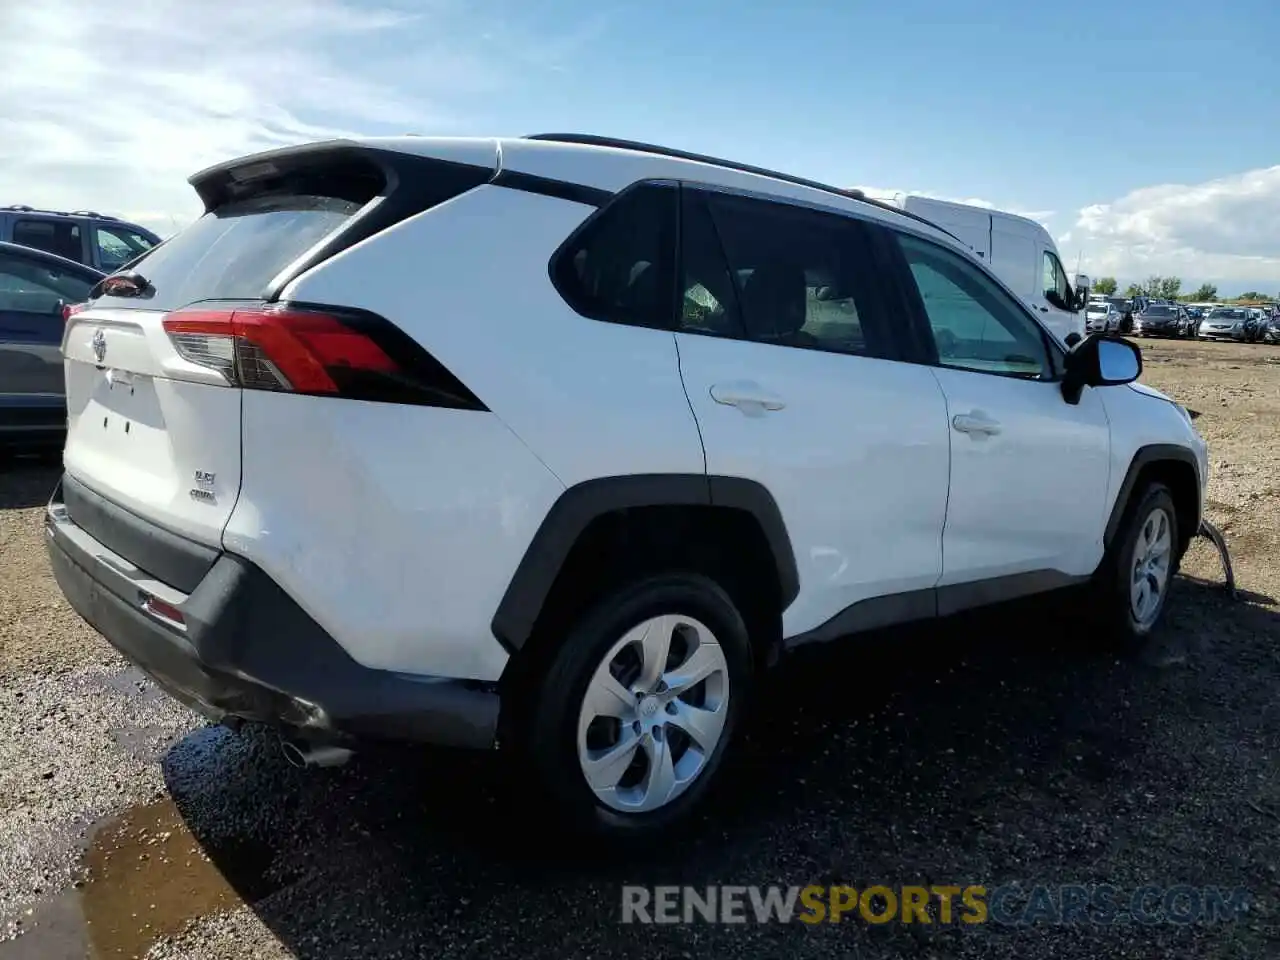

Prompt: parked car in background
[
  {"left": 1244, "top": 308, "right": 1268, "bottom": 343},
  {"left": 1132, "top": 303, "right": 1184, "bottom": 338},
  {"left": 0, "top": 241, "right": 103, "bottom": 451},
  {"left": 1, "top": 206, "right": 160, "bottom": 274},
  {"left": 1265, "top": 313, "right": 1280, "bottom": 343},
  {"left": 1178, "top": 306, "right": 1200, "bottom": 338},
  {"left": 1200, "top": 307, "right": 1250, "bottom": 341},
  {"left": 1085, "top": 300, "right": 1122, "bottom": 333}
]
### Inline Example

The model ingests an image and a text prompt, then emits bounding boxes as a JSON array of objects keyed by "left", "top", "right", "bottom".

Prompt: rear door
[
  {"left": 0, "top": 247, "right": 96, "bottom": 426},
  {"left": 673, "top": 186, "right": 952, "bottom": 639}
]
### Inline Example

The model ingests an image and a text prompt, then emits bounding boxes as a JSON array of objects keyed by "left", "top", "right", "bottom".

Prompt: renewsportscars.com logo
[{"left": 621, "top": 884, "right": 1252, "bottom": 926}]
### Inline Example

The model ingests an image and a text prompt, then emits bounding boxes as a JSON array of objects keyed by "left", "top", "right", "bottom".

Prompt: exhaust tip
[{"left": 280, "top": 736, "right": 353, "bottom": 769}]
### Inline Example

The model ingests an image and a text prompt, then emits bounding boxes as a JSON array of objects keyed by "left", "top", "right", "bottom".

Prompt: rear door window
[
  {"left": 681, "top": 189, "right": 889, "bottom": 359},
  {"left": 12, "top": 219, "right": 83, "bottom": 263}
]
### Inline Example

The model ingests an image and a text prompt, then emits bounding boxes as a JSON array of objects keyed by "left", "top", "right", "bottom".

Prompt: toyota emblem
[{"left": 92, "top": 329, "right": 106, "bottom": 363}]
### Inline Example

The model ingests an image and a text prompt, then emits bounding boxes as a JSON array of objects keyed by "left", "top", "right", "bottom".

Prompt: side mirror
[{"left": 1061, "top": 334, "right": 1142, "bottom": 405}]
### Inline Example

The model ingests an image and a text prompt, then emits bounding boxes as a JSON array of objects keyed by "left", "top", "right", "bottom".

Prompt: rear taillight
[
  {"left": 62, "top": 302, "right": 87, "bottom": 323},
  {"left": 162, "top": 303, "right": 487, "bottom": 410}
]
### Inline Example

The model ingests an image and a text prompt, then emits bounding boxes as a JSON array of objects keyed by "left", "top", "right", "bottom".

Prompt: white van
[{"left": 883, "top": 196, "right": 1086, "bottom": 343}]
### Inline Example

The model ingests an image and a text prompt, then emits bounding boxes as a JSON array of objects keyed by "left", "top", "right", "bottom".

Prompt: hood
[{"left": 1127, "top": 381, "right": 1175, "bottom": 404}]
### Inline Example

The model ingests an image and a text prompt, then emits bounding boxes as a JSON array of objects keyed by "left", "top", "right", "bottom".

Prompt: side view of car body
[
  {"left": 0, "top": 241, "right": 103, "bottom": 450},
  {"left": 43, "top": 134, "right": 1209, "bottom": 838},
  {"left": 1, "top": 206, "right": 160, "bottom": 274}
]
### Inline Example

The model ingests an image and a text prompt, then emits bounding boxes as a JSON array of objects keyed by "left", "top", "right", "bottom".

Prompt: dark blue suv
[{"left": 0, "top": 205, "right": 161, "bottom": 274}]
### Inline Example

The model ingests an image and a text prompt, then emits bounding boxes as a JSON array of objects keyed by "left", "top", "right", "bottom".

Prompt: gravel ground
[{"left": 0, "top": 336, "right": 1277, "bottom": 960}]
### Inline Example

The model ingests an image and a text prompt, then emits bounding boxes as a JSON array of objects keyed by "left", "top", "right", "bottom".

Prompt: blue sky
[{"left": 2, "top": 0, "right": 1277, "bottom": 293}]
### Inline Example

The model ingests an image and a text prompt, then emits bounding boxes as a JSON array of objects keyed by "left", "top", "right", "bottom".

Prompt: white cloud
[
  {"left": 1057, "top": 166, "right": 1280, "bottom": 291},
  {"left": 0, "top": 0, "right": 586, "bottom": 236}
]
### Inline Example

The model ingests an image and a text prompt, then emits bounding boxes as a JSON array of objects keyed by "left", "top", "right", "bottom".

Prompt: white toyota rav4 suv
[{"left": 47, "top": 134, "right": 1208, "bottom": 839}]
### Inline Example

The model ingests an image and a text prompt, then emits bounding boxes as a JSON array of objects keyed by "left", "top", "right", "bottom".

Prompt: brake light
[
  {"left": 161, "top": 303, "right": 487, "bottom": 409},
  {"left": 62, "top": 302, "right": 87, "bottom": 323}
]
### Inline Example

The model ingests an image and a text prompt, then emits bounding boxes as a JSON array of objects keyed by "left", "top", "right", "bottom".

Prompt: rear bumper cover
[{"left": 45, "top": 477, "right": 499, "bottom": 750}]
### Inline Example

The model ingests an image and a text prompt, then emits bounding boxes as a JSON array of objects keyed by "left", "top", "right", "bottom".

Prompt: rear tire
[
  {"left": 519, "top": 572, "right": 753, "bottom": 841},
  {"left": 1088, "top": 483, "right": 1180, "bottom": 649}
]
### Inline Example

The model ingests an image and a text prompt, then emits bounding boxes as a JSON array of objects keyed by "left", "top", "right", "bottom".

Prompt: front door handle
[
  {"left": 709, "top": 381, "right": 786, "bottom": 412},
  {"left": 952, "top": 411, "right": 1002, "bottom": 435}
]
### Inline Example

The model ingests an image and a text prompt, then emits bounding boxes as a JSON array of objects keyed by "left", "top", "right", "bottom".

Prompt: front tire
[
  {"left": 521, "top": 572, "right": 753, "bottom": 840},
  {"left": 1089, "top": 484, "right": 1180, "bottom": 647}
]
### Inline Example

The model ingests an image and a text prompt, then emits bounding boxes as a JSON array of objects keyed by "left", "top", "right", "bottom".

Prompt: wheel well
[
  {"left": 1131, "top": 458, "right": 1200, "bottom": 557},
  {"left": 497, "top": 505, "right": 784, "bottom": 728}
]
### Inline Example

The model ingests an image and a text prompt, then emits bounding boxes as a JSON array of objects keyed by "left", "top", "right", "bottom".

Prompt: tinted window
[
  {"left": 1144, "top": 306, "right": 1174, "bottom": 317},
  {"left": 0, "top": 251, "right": 95, "bottom": 314},
  {"left": 551, "top": 182, "right": 676, "bottom": 330},
  {"left": 96, "top": 195, "right": 362, "bottom": 311},
  {"left": 12, "top": 219, "right": 82, "bottom": 263},
  {"left": 898, "top": 232, "right": 1049, "bottom": 379},
  {"left": 96, "top": 225, "right": 157, "bottom": 272},
  {"left": 684, "top": 190, "right": 881, "bottom": 358}
]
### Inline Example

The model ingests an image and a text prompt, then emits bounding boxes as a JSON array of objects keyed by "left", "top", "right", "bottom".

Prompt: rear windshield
[{"left": 94, "top": 195, "right": 362, "bottom": 311}]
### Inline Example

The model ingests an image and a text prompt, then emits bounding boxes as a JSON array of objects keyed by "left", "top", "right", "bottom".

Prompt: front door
[{"left": 889, "top": 229, "right": 1111, "bottom": 600}]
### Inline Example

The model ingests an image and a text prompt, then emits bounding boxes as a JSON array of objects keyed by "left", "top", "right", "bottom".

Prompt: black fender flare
[
  {"left": 1103, "top": 444, "right": 1202, "bottom": 549},
  {"left": 490, "top": 474, "right": 799, "bottom": 652}
]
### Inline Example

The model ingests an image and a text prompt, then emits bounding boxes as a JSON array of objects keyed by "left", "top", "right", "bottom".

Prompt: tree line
[{"left": 1089, "top": 276, "right": 1277, "bottom": 303}]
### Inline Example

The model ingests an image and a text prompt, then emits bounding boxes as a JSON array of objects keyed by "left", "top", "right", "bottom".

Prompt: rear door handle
[
  {"left": 709, "top": 381, "right": 786, "bottom": 411},
  {"left": 952, "top": 411, "right": 1002, "bottom": 435}
]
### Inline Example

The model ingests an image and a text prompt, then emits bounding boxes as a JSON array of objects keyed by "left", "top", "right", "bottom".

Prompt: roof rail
[
  {"left": 522, "top": 133, "right": 962, "bottom": 243},
  {"left": 3, "top": 204, "right": 35, "bottom": 212}
]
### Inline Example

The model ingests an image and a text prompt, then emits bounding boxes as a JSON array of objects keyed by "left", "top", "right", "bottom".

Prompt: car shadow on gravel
[
  {"left": 160, "top": 577, "right": 1278, "bottom": 960},
  {"left": 0, "top": 458, "right": 60, "bottom": 510}
]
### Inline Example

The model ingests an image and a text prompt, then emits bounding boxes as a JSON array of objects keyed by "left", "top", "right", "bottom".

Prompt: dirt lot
[{"left": 0, "top": 336, "right": 1276, "bottom": 960}]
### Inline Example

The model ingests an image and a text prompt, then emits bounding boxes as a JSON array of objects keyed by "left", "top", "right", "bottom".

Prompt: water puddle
[
  {"left": 2, "top": 797, "right": 279, "bottom": 959},
  {"left": 78, "top": 798, "right": 247, "bottom": 958}
]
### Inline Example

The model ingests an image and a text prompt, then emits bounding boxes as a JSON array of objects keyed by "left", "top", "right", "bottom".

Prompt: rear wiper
[{"left": 90, "top": 270, "right": 153, "bottom": 300}]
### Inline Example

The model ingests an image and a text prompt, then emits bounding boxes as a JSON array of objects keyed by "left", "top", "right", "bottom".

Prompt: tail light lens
[
  {"left": 62, "top": 302, "right": 87, "bottom": 323},
  {"left": 162, "top": 303, "right": 486, "bottom": 410}
]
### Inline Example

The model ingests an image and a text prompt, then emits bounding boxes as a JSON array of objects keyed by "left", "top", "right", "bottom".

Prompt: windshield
[
  {"left": 1209, "top": 309, "right": 1243, "bottom": 319},
  {"left": 1144, "top": 306, "right": 1174, "bottom": 317}
]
